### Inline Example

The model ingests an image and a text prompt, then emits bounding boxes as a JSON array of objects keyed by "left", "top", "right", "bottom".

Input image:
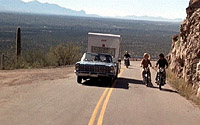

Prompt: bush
[
  {"left": 47, "top": 43, "right": 82, "bottom": 66},
  {"left": 4, "top": 56, "right": 28, "bottom": 69},
  {"left": 1, "top": 43, "right": 82, "bottom": 69},
  {"left": 23, "top": 50, "right": 48, "bottom": 68}
]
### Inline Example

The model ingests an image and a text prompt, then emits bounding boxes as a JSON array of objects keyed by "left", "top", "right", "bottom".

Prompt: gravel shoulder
[
  {"left": 0, "top": 66, "right": 74, "bottom": 87},
  {"left": 0, "top": 66, "right": 74, "bottom": 106}
]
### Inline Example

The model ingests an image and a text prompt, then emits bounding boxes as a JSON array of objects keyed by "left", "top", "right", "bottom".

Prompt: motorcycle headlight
[
  {"left": 159, "top": 68, "right": 164, "bottom": 73},
  {"left": 75, "top": 64, "right": 80, "bottom": 71}
]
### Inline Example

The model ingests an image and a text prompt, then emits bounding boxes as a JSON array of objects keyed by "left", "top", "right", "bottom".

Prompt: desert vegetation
[
  {"left": 1, "top": 43, "right": 81, "bottom": 69},
  {"left": 0, "top": 12, "right": 181, "bottom": 69},
  {"left": 167, "top": 70, "right": 200, "bottom": 107}
]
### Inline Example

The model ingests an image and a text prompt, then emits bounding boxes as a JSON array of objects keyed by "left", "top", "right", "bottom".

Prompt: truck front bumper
[{"left": 75, "top": 71, "right": 115, "bottom": 78}]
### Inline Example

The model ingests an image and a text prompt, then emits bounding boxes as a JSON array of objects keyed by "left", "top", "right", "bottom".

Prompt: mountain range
[
  {"left": 0, "top": 0, "right": 87, "bottom": 16},
  {"left": 119, "top": 15, "right": 183, "bottom": 22},
  {"left": 0, "top": 0, "right": 183, "bottom": 22}
]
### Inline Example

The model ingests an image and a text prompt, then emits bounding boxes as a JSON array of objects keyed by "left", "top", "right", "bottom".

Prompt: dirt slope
[{"left": 0, "top": 66, "right": 74, "bottom": 87}]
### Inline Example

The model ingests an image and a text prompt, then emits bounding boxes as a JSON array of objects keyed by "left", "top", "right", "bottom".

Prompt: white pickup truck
[{"left": 75, "top": 32, "right": 122, "bottom": 85}]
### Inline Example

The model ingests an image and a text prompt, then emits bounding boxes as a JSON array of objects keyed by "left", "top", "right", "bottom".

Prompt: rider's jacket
[
  {"left": 124, "top": 54, "right": 131, "bottom": 58},
  {"left": 156, "top": 58, "right": 168, "bottom": 68},
  {"left": 141, "top": 59, "right": 152, "bottom": 68}
]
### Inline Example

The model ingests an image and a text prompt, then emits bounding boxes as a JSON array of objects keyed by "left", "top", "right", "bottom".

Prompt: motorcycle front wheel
[
  {"left": 145, "top": 78, "right": 148, "bottom": 87},
  {"left": 159, "top": 83, "right": 162, "bottom": 90}
]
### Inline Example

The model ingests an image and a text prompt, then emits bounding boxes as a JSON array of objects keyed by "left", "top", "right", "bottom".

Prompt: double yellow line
[{"left": 88, "top": 67, "right": 126, "bottom": 125}]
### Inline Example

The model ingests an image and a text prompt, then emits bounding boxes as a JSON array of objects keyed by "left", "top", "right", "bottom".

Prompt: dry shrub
[
  {"left": 1, "top": 43, "right": 82, "bottom": 69},
  {"left": 47, "top": 43, "right": 81, "bottom": 66},
  {"left": 167, "top": 70, "right": 200, "bottom": 106}
]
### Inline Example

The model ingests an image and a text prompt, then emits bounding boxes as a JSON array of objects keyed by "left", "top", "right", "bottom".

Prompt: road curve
[
  {"left": 0, "top": 61, "right": 200, "bottom": 125},
  {"left": 102, "top": 61, "right": 200, "bottom": 125}
]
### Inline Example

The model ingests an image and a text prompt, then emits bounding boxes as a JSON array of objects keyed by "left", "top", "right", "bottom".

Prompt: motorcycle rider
[
  {"left": 124, "top": 51, "right": 131, "bottom": 66},
  {"left": 155, "top": 53, "right": 168, "bottom": 84},
  {"left": 140, "top": 53, "right": 152, "bottom": 82}
]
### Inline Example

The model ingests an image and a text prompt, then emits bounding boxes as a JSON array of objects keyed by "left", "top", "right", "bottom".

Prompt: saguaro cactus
[
  {"left": 1, "top": 53, "right": 5, "bottom": 70},
  {"left": 16, "top": 27, "right": 21, "bottom": 57}
]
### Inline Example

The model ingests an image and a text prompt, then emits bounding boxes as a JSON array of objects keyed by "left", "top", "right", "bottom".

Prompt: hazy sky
[{"left": 22, "top": 0, "right": 189, "bottom": 19}]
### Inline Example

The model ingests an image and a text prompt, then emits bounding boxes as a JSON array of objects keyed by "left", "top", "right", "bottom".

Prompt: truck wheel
[
  {"left": 115, "top": 75, "right": 118, "bottom": 79},
  {"left": 115, "top": 67, "right": 119, "bottom": 79},
  {"left": 108, "top": 78, "right": 114, "bottom": 86},
  {"left": 77, "top": 76, "right": 82, "bottom": 84}
]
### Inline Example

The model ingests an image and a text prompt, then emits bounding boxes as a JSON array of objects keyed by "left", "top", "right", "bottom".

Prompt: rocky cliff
[{"left": 169, "top": 0, "right": 200, "bottom": 96}]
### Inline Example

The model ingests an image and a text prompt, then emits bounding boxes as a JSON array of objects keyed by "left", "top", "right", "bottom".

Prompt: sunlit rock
[{"left": 169, "top": 0, "right": 200, "bottom": 96}]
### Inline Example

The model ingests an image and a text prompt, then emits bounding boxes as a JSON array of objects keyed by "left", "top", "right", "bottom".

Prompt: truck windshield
[{"left": 82, "top": 53, "right": 113, "bottom": 63}]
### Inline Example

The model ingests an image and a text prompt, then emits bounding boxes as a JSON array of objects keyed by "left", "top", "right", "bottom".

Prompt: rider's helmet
[{"left": 143, "top": 53, "right": 150, "bottom": 60}]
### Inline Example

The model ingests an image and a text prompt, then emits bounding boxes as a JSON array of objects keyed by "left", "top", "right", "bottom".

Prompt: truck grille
[{"left": 79, "top": 65, "right": 110, "bottom": 73}]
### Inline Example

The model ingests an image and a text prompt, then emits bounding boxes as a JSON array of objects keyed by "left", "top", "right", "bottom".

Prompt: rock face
[
  {"left": 169, "top": 0, "right": 200, "bottom": 96},
  {"left": 187, "top": 0, "right": 200, "bottom": 17}
]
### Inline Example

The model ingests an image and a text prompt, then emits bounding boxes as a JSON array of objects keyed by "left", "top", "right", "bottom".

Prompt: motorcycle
[
  {"left": 143, "top": 67, "right": 151, "bottom": 87},
  {"left": 157, "top": 67, "right": 166, "bottom": 90},
  {"left": 124, "top": 57, "right": 130, "bottom": 68}
]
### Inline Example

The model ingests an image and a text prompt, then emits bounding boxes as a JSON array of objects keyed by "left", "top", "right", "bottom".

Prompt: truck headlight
[
  {"left": 110, "top": 66, "right": 115, "bottom": 73},
  {"left": 75, "top": 64, "right": 80, "bottom": 71}
]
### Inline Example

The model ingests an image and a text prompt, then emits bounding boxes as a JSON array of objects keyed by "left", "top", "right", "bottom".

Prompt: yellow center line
[
  {"left": 97, "top": 67, "right": 125, "bottom": 125},
  {"left": 97, "top": 87, "right": 114, "bottom": 125},
  {"left": 88, "top": 88, "right": 109, "bottom": 125},
  {"left": 88, "top": 67, "right": 126, "bottom": 125}
]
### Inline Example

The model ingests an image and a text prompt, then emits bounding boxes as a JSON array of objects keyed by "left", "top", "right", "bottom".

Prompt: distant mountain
[
  {"left": 0, "top": 0, "right": 182, "bottom": 22},
  {"left": 0, "top": 0, "right": 87, "bottom": 16},
  {"left": 116, "top": 15, "right": 183, "bottom": 22}
]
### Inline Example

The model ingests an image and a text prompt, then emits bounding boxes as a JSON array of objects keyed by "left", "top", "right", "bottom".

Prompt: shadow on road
[
  {"left": 82, "top": 77, "right": 144, "bottom": 89},
  {"left": 126, "top": 67, "right": 140, "bottom": 70},
  {"left": 161, "top": 88, "right": 178, "bottom": 93},
  {"left": 82, "top": 79, "right": 113, "bottom": 88},
  {"left": 82, "top": 78, "right": 178, "bottom": 94},
  {"left": 150, "top": 85, "right": 178, "bottom": 93},
  {"left": 147, "top": 83, "right": 178, "bottom": 93},
  {"left": 114, "top": 78, "right": 145, "bottom": 89}
]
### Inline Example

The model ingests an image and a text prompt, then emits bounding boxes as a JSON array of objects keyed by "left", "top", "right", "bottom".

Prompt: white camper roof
[{"left": 88, "top": 32, "right": 121, "bottom": 38}]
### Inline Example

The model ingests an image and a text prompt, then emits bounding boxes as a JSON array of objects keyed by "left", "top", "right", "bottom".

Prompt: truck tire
[
  {"left": 115, "top": 66, "right": 119, "bottom": 79},
  {"left": 108, "top": 78, "right": 114, "bottom": 86},
  {"left": 115, "top": 74, "right": 118, "bottom": 79},
  {"left": 77, "top": 76, "right": 82, "bottom": 84}
]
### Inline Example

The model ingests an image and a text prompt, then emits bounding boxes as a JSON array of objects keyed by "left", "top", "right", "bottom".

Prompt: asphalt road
[{"left": 0, "top": 61, "right": 200, "bottom": 125}]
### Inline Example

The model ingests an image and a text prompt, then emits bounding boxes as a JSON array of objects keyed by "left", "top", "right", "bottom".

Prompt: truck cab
[{"left": 75, "top": 52, "right": 118, "bottom": 84}]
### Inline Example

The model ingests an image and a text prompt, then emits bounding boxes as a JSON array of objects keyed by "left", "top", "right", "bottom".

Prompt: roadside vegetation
[
  {"left": 167, "top": 70, "right": 200, "bottom": 107},
  {"left": 2, "top": 43, "right": 82, "bottom": 69}
]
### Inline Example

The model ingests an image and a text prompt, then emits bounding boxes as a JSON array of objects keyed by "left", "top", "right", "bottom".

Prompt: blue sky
[{"left": 22, "top": 0, "right": 189, "bottom": 19}]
